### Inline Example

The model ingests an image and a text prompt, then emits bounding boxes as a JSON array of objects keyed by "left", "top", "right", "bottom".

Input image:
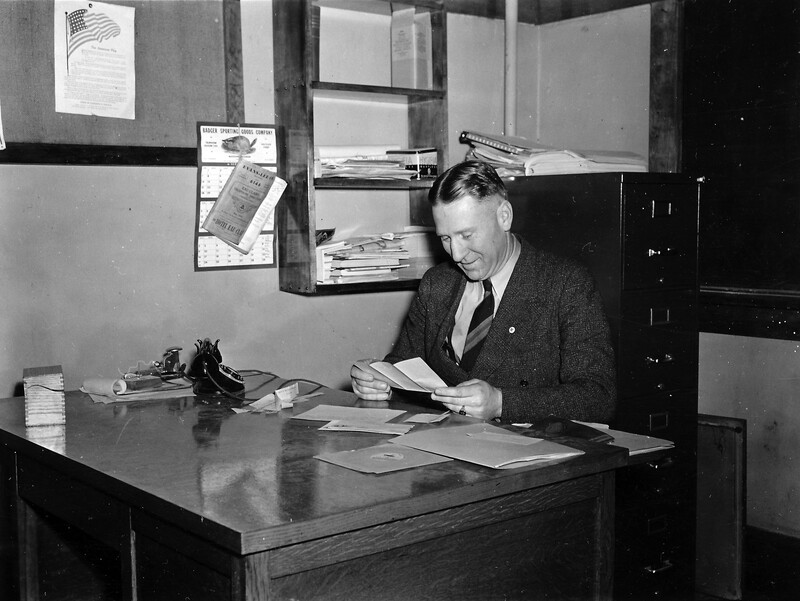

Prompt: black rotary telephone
[{"left": 186, "top": 338, "right": 245, "bottom": 395}]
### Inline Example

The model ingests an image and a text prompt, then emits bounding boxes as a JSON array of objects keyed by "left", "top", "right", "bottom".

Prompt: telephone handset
[{"left": 187, "top": 338, "right": 245, "bottom": 395}]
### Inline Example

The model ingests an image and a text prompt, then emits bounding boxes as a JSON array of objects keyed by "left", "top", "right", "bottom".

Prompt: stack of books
[
  {"left": 23, "top": 365, "right": 66, "bottom": 428},
  {"left": 316, "top": 235, "right": 411, "bottom": 284}
]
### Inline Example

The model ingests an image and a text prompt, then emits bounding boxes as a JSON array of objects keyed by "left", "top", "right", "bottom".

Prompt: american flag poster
[{"left": 54, "top": 1, "right": 135, "bottom": 120}]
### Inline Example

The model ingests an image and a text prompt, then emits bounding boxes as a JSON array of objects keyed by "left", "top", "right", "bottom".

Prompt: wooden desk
[{"left": 0, "top": 377, "right": 626, "bottom": 601}]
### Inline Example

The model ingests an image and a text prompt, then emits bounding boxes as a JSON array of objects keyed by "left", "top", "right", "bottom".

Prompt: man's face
[{"left": 432, "top": 194, "right": 512, "bottom": 281}]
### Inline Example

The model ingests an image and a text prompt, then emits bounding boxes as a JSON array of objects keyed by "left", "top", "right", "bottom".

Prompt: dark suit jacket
[{"left": 386, "top": 238, "right": 616, "bottom": 424}]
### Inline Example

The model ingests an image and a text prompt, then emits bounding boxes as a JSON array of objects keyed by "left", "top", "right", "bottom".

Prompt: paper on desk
[
  {"left": 391, "top": 423, "right": 584, "bottom": 469},
  {"left": 604, "top": 429, "right": 674, "bottom": 456},
  {"left": 367, "top": 357, "right": 447, "bottom": 393},
  {"left": 319, "top": 420, "right": 414, "bottom": 435},
  {"left": 404, "top": 412, "right": 450, "bottom": 424},
  {"left": 81, "top": 377, "right": 194, "bottom": 403},
  {"left": 291, "top": 404, "right": 405, "bottom": 423},
  {"left": 315, "top": 443, "right": 452, "bottom": 474},
  {"left": 231, "top": 384, "right": 325, "bottom": 414}
]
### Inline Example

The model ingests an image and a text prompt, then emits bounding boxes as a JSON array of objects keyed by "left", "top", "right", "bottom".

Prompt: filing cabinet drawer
[
  {"left": 616, "top": 450, "right": 696, "bottom": 509},
  {"left": 615, "top": 503, "right": 695, "bottom": 600},
  {"left": 613, "top": 392, "right": 698, "bottom": 444},
  {"left": 622, "top": 184, "right": 698, "bottom": 290},
  {"left": 616, "top": 290, "right": 698, "bottom": 397}
]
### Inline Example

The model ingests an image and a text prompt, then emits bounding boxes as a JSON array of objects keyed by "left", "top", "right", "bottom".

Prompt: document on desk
[
  {"left": 604, "top": 429, "right": 674, "bottom": 456},
  {"left": 315, "top": 443, "right": 452, "bottom": 474},
  {"left": 391, "top": 423, "right": 584, "bottom": 469},
  {"left": 319, "top": 420, "right": 414, "bottom": 435},
  {"left": 291, "top": 404, "right": 405, "bottom": 423}
]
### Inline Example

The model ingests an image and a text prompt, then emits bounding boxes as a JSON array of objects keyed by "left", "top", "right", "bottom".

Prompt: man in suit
[{"left": 350, "top": 160, "right": 615, "bottom": 424}]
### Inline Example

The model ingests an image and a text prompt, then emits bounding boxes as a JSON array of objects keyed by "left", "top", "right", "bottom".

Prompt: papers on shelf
[
  {"left": 365, "top": 357, "right": 446, "bottom": 393},
  {"left": 391, "top": 423, "right": 584, "bottom": 470},
  {"left": 315, "top": 145, "right": 437, "bottom": 180},
  {"left": 459, "top": 130, "right": 647, "bottom": 177},
  {"left": 316, "top": 231, "right": 432, "bottom": 284},
  {"left": 524, "top": 149, "right": 647, "bottom": 176}
]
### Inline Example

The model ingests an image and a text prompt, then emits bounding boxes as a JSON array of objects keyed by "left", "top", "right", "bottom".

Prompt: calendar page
[{"left": 194, "top": 122, "right": 281, "bottom": 271}]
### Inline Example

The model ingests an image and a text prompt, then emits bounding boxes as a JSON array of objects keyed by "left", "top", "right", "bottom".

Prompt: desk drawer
[
  {"left": 622, "top": 184, "right": 698, "bottom": 290},
  {"left": 17, "top": 455, "right": 129, "bottom": 551}
]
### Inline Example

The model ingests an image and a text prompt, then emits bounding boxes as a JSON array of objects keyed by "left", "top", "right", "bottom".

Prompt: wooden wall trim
[
  {"left": 700, "top": 288, "right": 800, "bottom": 341},
  {"left": 649, "top": 0, "right": 683, "bottom": 172},
  {"left": 444, "top": 0, "right": 652, "bottom": 24},
  {"left": 223, "top": 0, "right": 245, "bottom": 124}
]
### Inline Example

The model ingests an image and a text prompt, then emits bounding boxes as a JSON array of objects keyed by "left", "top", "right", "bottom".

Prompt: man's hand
[
  {"left": 431, "top": 379, "right": 502, "bottom": 420},
  {"left": 350, "top": 359, "right": 393, "bottom": 401}
]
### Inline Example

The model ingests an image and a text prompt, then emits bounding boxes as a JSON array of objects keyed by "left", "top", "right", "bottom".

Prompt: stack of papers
[
  {"left": 316, "top": 233, "right": 412, "bottom": 284},
  {"left": 303, "top": 405, "right": 584, "bottom": 474},
  {"left": 524, "top": 149, "right": 647, "bottom": 176},
  {"left": 316, "top": 145, "right": 415, "bottom": 180},
  {"left": 459, "top": 130, "right": 647, "bottom": 177},
  {"left": 392, "top": 423, "right": 584, "bottom": 470}
]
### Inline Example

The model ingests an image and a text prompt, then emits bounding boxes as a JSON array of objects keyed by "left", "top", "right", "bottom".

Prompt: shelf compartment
[
  {"left": 314, "top": 178, "right": 435, "bottom": 190},
  {"left": 313, "top": 81, "right": 445, "bottom": 100},
  {"left": 274, "top": 0, "right": 448, "bottom": 295}
]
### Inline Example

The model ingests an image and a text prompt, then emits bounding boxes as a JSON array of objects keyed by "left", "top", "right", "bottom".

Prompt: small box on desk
[{"left": 23, "top": 365, "right": 66, "bottom": 427}]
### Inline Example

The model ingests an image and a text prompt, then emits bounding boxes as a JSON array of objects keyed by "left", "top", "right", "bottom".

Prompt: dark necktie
[{"left": 460, "top": 279, "right": 494, "bottom": 371}]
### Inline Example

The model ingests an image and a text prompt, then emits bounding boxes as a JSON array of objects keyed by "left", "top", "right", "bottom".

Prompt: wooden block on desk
[{"left": 23, "top": 365, "right": 66, "bottom": 427}]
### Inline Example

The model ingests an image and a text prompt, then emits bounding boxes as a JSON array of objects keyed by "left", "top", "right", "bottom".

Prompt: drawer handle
[
  {"left": 651, "top": 200, "right": 673, "bottom": 218},
  {"left": 649, "top": 307, "right": 672, "bottom": 325},
  {"left": 645, "top": 353, "right": 674, "bottom": 365},
  {"left": 647, "top": 515, "right": 668, "bottom": 535},
  {"left": 647, "top": 455, "right": 675, "bottom": 470},
  {"left": 647, "top": 247, "right": 675, "bottom": 257},
  {"left": 649, "top": 412, "right": 669, "bottom": 432},
  {"left": 644, "top": 557, "right": 674, "bottom": 575}
]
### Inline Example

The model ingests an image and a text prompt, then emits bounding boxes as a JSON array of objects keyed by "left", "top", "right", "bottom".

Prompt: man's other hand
[
  {"left": 431, "top": 379, "right": 502, "bottom": 420},
  {"left": 350, "top": 359, "right": 393, "bottom": 401}
]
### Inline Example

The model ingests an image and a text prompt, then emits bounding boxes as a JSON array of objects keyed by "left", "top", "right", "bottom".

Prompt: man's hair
[{"left": 428, "top": 160, "right": 507, "bottom": 206}]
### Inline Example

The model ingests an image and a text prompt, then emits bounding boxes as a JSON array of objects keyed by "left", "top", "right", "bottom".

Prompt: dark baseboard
[{"left": 745, "top": 526, "right": 800, "bottom": 598}]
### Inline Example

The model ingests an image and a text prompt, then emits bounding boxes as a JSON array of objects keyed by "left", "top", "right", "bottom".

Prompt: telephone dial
[{"left": 186, "top": 338, "right": 244, "bottom": 395}]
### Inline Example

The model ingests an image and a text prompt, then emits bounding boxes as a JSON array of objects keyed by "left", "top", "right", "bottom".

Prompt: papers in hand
[
  {"left": 365, "top": 357, "right": 447, "bottom": 393},
  {"left": 391, "top": 423, "right": 584, "bottom": 469}
]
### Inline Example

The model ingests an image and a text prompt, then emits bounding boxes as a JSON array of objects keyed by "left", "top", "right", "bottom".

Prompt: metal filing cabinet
[{"left": 506, "top": 172, "right": 700, "bottom": 600}]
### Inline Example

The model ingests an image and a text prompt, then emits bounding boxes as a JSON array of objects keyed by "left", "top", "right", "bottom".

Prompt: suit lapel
[
  {"left": 428, "top": 269, "right": 467, "bottom": 383},
  {"left": 470, "top": 242, "right": 547, "bottom": 379}
]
